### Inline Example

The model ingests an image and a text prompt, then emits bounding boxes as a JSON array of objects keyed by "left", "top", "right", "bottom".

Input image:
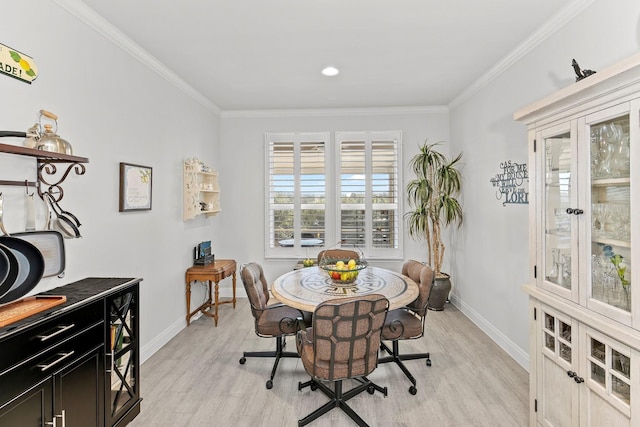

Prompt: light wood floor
[{"left": 129, "top": 300, "right": 529, "bottom": 427}]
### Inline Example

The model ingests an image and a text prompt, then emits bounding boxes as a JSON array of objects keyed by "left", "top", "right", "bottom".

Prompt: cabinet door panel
[
  {"left": 541, "top": 355, "right": 576, "bottom": 427},
  {"left": 107, "top": 283, "right": 140, "bottom": 427},
  {"left": 538, "top": 122, "right": 578, "bottom": 303},
  {"left": 580, "top": 327, "right": 631, "bottom": 425},
  {"left": 584, "top": 106, "right": 633, "bottom": 325},
  {"left": 585, "top": 391, "right": 630, "bottom": 427},
  {"left": 0, "top": 378, "right": 53, "bottom": 427},
  {"left": 538, "top": 306, "right": 579, "bottom": 427},
  {"left": 56, "top": 345, "right": 104, "bottom": 427}
]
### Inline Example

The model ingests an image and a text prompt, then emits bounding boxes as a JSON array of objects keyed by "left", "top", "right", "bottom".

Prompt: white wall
[
  {"left": 1, "top": 1, "right": 221, "bottom": 361},
  {"left": 4, "top": 0, "right": 640, "bottom": 372},
  {"left": 448, "top": 0, "right": 640, "bottom": 367},
  {"left": 218, "top": 109, "right": 450, "bottom": 281}
]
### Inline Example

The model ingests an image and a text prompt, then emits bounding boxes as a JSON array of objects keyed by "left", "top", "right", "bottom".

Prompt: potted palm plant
[{"left": 406, "top": 141, "right": 463, "bottom": 310}]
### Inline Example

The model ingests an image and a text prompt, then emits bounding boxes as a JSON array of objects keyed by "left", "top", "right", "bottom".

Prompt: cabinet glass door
[
  {"left": 542, "top": 127, "right": 574, "bottom": 297},
  {"left": 588, "top": 114, "right": 631, "bottom": 314},
  {"left": 108, "top": 286, "right": 138, "bottom": 424},
  {"left": 583, "top": 327, "right": 631, "bottom": 423}
]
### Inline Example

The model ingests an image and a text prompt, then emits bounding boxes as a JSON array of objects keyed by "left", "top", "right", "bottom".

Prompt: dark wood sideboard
[{"left": 0, "top": 277, "right": 142, "bottom": 427}]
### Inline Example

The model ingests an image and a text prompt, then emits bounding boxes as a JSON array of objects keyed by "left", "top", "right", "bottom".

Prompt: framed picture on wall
[{"left": 119, "top": 162, "right": 153, "bottom": 212}]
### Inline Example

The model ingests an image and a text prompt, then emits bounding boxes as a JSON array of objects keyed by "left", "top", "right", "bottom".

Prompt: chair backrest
[
  {"left": 310, "top": 294, "right": 389, "bottom": 381},
  {"left": 240, "top": 263, "right": 270, "bottom": 320},
  {"left": 402, "top": 260, "right": 434, "bottom": 317},
  {"left": 316, "top": 249, "right": 360, "bottom": 263}
]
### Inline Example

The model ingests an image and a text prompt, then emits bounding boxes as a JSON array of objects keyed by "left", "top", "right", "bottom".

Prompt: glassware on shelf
[
  {"left": 610, "top": 203, "right": 631, "bottom": 241},
  {"left": 593, "top": 123, "right": 623, "bottom": 178},
  {"left": 612, "top": 135, "right": 631, "bottom": 178},
  {"left": 547, "top": 248, "right": 559, "bottom": 282},
  {"left": 592, "top": 203, "right": 613, "bottom": 239},
  {"left": 561, "top": 254, "right": 572, "bottom": 284}
]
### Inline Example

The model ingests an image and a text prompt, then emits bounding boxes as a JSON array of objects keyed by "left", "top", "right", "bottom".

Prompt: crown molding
[
  {"left": 220, "top": 105, "right": 448, "bottom": 119},
  {"left": 448, "top": 0, "right": 597, "bottom": 110},
  {"left": 53, "top": 0, "right": 221, "bottom": 116}
]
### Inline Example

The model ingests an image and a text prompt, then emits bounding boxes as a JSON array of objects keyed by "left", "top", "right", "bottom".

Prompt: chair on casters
[
  {"left": 297, "top": 294, "right": 389, "bottom": 427},
  {"left": 379, "top": 260, "right": 434, "bottom": 395},
  {"left": 238, "top": 262, "right": 308, "bottom": 389},
  {"left": 316, "top": 248, "right": 359, "bottom": 264}
]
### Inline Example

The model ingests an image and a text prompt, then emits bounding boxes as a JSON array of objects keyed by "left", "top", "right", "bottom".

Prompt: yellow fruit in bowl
[
  {"left": 336, "top": 260, "right": 345, "bottom": 270},
  {"left": 347, "top": 259, "right": 356, "bottom": 269}
]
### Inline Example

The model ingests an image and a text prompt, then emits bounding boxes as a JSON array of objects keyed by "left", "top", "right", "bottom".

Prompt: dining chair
[
  {"left": 296, "top": 294, "right": 389, "bottom": 427},
  {"left": 316, "top": 248, "right": 359, "bottom": 263},
  {"left": 378, "top": 260, "right": 434, "bottom": 395},
  {"left": 238, "top": 262, "right": 308, "bottom": 389}
]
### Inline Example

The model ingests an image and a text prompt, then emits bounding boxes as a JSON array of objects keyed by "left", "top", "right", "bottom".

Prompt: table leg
[
  {"left": 186, "top": 281, "right": 192, "bottom": 326},
  {"left": 232, "top": 270, "right": 237, "bottom": 308},
  {"left": 213, "top": 280, "right": 220, "bottom": 326}
]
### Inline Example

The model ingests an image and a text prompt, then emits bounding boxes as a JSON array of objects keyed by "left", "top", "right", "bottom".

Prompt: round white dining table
[{"left": 271, "top": 266, "right": 419, "bottom": 312}]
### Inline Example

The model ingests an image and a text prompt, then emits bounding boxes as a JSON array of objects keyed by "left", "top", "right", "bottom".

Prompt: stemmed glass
[
  {"left": 612, "top": 134, "right": 630, "bottom": 178},
  {"left": 596, "top": 124, "right": 622, "bottom": 178},
  {"left": 548, "top": 248, "right": 559, "bottom": 283}
]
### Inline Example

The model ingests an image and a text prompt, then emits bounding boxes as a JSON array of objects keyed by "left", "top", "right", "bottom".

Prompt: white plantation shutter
[{"left": 266, "top": 131, "right": 401, "bottom": 259}]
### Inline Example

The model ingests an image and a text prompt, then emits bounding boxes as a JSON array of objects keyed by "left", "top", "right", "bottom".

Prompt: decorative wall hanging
[
  {"left": 119, "top": 162, "right": 152, "bottom": 212},
  {"left": 489, "top": 160, "right": 529, "bottom": 206},
  {"left": 0, "top": 43, "right": 38, "bottom": 84}
]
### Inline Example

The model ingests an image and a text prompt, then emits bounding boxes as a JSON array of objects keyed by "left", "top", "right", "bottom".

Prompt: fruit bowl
[{"left": 319, "top": 259, "right": 367, "bottom": 285}]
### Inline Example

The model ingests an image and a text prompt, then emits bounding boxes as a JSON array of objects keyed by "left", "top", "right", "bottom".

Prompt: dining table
[{"left": 271, "top": 265, "right": 419, "bottom": 312}]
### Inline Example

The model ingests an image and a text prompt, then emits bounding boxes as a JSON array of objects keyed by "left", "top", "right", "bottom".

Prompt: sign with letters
[
  {"left": 0, "top": 43, "right": 38, "bottom": 84},
  {"left": 490, "top": 160, "right": 529, "bottom": 206}
]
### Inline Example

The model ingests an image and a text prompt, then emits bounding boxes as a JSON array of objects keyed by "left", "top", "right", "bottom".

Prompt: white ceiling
[{"left": 76, "top": 0, "right": 579, "bottom": 112}]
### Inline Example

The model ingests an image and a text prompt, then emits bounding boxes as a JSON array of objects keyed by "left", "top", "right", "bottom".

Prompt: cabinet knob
[
  {"left": 567, "top": 370, "right": 577, "bottom": 378},
  {"left": 574, "top": 376, "right": 584, "bottom": 383},
  {"left": 565, "top": 208, "right": 584, "bottom": 215}
]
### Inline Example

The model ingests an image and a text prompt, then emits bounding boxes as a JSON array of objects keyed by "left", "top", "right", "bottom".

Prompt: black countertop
[{"left": 0, "top": 277, "right": 141, "bottom": 340}]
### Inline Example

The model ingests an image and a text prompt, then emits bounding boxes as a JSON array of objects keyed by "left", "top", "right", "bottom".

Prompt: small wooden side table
[{"left": 185, "top": 259, "right": 237, "bottom": 326}]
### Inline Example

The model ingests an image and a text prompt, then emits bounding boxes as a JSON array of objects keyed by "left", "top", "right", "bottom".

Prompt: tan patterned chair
[
  {"left": 238, "top": 263, "right": 308, "bottom": 389},
  {"left": 379, "top": 260, "right": 434, "bottom": 395},
  {"left": 296, "top": 294, "right": 389, "bottom": 427},
  {"left": 316, "top": 248, "right": 359, "bottom": 263}
]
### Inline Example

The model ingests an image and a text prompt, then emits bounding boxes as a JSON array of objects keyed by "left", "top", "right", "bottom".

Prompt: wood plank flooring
[{"left": 129, "top": 300, "right": 529, "bottom": 427}]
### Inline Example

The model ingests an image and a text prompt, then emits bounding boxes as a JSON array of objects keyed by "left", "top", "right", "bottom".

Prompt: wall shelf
[
  {"left": 183, "top": 158, "right": 220, "bottom": 220},
  {"left": 0, "top": 142, "right": 89, "bottom": 201}
]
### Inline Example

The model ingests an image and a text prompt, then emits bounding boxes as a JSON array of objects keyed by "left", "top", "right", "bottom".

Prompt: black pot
[{"left": 428, "top": 273, "right": 451, "bottom": 311}]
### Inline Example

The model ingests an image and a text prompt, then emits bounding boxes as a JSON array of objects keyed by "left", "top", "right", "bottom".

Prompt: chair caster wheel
[
  {"left": 409, "top": 386, "right": 417, "bottom": 395},
  {"left": 310, "top": 382, "right": 318, "bottom": 391},
  {"left": 367, "top": 385, "right": 375, "bottom": 395},
  {"left": 426, "top": 359, "right": 432, "bottom": 367},
  {"left": 239, "top": 357, "right": 246, "bottom": 365},
  {"left": 266, "top": 380, "right": 273, "bottom": 389}
]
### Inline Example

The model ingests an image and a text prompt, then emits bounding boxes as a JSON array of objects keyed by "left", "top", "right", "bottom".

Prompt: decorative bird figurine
[{"left": 572, "top": 59, "right": 596, "bottom": 82}]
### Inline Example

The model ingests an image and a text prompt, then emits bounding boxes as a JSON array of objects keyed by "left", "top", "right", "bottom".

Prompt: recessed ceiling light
[{"left": 321, "top": 66, "right": 339, "bottom": 77}]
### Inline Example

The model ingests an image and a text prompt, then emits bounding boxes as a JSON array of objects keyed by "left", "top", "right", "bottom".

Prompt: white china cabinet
[{"left": 515, "top": 53, "right": 640, "bottom": 426}]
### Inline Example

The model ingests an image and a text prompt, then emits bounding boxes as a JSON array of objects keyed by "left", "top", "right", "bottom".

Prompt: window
[
  {"left": 265, "top": 131, "right": 401, "bottom": 259},
  {"left": 337, "top": 131, "right": 401, "bottom": 259}
]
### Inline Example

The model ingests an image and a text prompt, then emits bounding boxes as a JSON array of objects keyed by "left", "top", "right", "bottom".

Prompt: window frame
[
  {"left": 335, "top": 131, "right": 403, "bottom": 260},
  {"left": 264, "top": 130, "right": 403, "bottom": 260}
]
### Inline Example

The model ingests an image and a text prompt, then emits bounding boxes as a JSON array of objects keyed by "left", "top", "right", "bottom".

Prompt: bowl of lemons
[{"left": 319, "top": 258, "right": 367, "bottom": 285}]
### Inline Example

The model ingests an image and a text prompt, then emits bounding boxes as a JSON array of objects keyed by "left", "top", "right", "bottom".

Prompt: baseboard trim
[
  {"left": 139, "top": 288, "right": 248, "bottom": 365},
  {"left": 449, "top": 294, "right": 529, "bottom": 371}
]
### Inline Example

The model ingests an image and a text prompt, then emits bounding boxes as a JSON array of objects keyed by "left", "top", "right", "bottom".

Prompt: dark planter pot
[{"left": 428, "top": 273, "right": 451, "bottom": 311}]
